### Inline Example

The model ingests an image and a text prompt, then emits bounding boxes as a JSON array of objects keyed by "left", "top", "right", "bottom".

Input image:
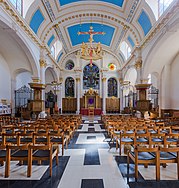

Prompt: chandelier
[{"left": 78, "top": 26, "right": 105, "bottom": 66}]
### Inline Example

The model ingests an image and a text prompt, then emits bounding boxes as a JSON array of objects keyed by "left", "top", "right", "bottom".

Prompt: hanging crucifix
[{"left": 78, "top": 26, "right": 105, "bottom": 66}]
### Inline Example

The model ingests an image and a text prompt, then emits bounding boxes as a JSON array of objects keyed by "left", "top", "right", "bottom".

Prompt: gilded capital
[
  {"left": 102, "top": 77, "right": 107, "bottom": 82},
  {"left": 39, "top": 59, "right": 47, "bottom": 68},
  {"left": 76, "top": 77, "right": 80, "bottom": 82},
  {"left": 119, "top": 78, "right": 123, "bottom": 84},
  {"left": 135, "top": 59, "right": 142, "bottom": 69}
]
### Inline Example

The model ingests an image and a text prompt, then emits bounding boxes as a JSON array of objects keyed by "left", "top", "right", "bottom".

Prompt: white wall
[
  {"left": 171, "top": 53, "right": 179, "bottom": 109},
  {"left": 16, "top": 71, "right": 32, "bottom": 89},
  {"left": 0, "top": 54, "right": 11, "bottom": 101}
]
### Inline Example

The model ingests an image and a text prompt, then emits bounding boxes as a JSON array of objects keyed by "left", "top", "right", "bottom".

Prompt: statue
[
  {"left": 81, "top": 42, "right": 86, "bottom": 56},
  {"left": 96, "top": 42, "right": 102, "bottom": 55}
]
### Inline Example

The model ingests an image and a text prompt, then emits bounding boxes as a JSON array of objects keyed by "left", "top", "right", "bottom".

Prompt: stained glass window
[
  {"left": 83, "top": 64, "right": 100, "bottom": 89},
  {"left": 65, "top": 60, "right": 74, "bottom": 70},
  {"left": 108, "top": 63, "right": 116, "bottom": 71},
  {"left": 65, "top": 77, "right": 74, "bottom": 97},
  {"left": 108, "top": 78, "right": 117, "bottom": 97}
]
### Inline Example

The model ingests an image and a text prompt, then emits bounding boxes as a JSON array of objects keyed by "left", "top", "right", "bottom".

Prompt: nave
[{"left": 1, "top": 116, "right": 179, "bottom": 188}]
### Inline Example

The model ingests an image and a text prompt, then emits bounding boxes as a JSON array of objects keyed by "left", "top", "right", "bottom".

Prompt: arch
[
  {"left": 0, "top": 18, "right": 39, "bottom": 78},
  {"left": 108, "top": 77, "right": 118, "bottom": 97},
  {"left": 65, "top": 77, "right": 75, "bottom": 97},
  {"left": 83, "top": 63, "right": 100, "bottom": 89},
  {"left": 45, "top": 67, "right": 58, "bottom": 83},
  {"left": 124, "top": 67, "right": 137, "bottom": 86},
  {"left": 143, "top": 17, "right": 179, "bottom": 78}
]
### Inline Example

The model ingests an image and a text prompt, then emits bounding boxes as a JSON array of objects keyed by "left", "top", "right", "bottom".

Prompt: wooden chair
[
  {"left": 158, "top": 147, "right": 179, "bottom": 179},
  {"left": 48, "top": 131, "right": 65, "bottom": 156},
  {"left": 118, "top": 130, "right": 135, "bottom": 155},
  {"left": 88, "top": 107, "right": 94, "bottom": 116},
  {"left": 127, "top": 146, "right": 160, "bottom": 181},
  {"left": 0, "top": 145, "right": 6, "bottom": 166},
  {"left": 27, "top": 143, "right": 59, "bottom": 177},
  {"left": 5, "top": 144, "right": 29, "bottom": 178}
]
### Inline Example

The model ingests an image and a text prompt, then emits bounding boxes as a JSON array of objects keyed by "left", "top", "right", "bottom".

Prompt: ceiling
[{"left": 24, "top": 0, "right": 155, "bottom": 63}]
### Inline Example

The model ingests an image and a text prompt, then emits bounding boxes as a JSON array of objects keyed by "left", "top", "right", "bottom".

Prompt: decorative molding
[
  {"left": 43, "top": 11, "right": 140, "bottom": 49},
  {"left": 42, "top": 0, "right": 68, "bottom": 53},
  {"left": 114, "top": 0, "right": 140, "bottom": 50},
  {"left": 32, "top": 77, "right": 41, "bottom": 83}
]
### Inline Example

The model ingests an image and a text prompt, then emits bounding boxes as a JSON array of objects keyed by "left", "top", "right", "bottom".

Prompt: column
[
  {"left": 135, "top": 46, "right": 142, "bottom": 84},
  {"left": 57, "top": 78, "right": 63, "bottom": 114},
  {"left": 102, "top": 77, "right": 107, "bottom": 114},
  {"left": 11, "top": 78, "right": 16, "bottom": 115},
  {"left": 119, "top": 78, "right": 124, "bottom": 112},
  {"left": 161, "top": 64, "right": 171, "bottom": 110},
  {"left": 39, "top": 59, "right": 47, "bottom": 101},
  {"left": 76, "top": 77, "right": 81, "bottom": 114}
]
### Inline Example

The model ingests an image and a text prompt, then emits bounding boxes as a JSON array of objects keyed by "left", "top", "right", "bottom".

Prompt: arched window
[
  {"left": 83, "top": 64, "right": 100, "bottom": 89},
  {"left": 108, "top": 78, "right": 118, "bottom": 97},
  {"left": 10, "top": 0, "right": 22, "bottom": 15},
  {"left": 120, "top": 41, "right": 131, "bottom": 60},
  {"left": 65, "top": 77, "right": 74, "bottom": 97},
  {"left": 158, "top": 0, "right": 174, "bottom": 16},
  {"left": 51, "top": 46, "right": 55, "bottom": 57}
]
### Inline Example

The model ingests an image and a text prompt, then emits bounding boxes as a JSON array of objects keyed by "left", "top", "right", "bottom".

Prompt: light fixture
[{"left": 78, "top": 25, "right": 105, "bottom": 67}]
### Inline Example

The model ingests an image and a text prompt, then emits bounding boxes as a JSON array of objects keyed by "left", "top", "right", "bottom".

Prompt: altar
[{"left": 80, "top": 88, "right": 102, "bottom": 115}]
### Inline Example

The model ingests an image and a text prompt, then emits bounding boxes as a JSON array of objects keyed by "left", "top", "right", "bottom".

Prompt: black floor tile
[
  {"left": 128, "top": 180, "right": 179, "bottom": 188},
  {"left": 84, "top": 147, "right": 100, "bottom": 165},
  {"left": 87, "top": 136, "right": 96, "bottom": 140},
  {"left": 81, "top": 179, "right": 104, "bottom": 188},
  {"left": 78, "top": 125, "right": 83, "bottom": 129},
  {"left": 88, "top": 128, "right": 95, "bottom": 133}
]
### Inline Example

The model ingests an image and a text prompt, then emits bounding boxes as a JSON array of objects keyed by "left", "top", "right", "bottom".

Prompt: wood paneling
[
  {"left": 62, "top": 98, "right": 77, "bottom": 113},
  {"left": 106, "top": 98, "right": 120, "bottom": 113}
]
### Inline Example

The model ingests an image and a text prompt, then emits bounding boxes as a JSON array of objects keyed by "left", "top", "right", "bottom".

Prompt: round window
[{"left": 65, "top": 60, "right": 74, "bottom": 70}]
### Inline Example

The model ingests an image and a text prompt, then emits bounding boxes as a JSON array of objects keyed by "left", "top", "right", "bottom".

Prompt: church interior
[{"left": 0, "top": 0, "right": 179, "bottom": 188}]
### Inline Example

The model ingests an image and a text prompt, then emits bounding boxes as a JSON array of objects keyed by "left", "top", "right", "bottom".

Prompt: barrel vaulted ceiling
[{"left": 25, "top": 0, "right": 156, "bottom": 64}]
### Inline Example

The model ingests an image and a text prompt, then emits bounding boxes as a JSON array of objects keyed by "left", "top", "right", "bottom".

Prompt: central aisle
[{"left": 58, "top": 116, "right": 128, "bottom": 188}]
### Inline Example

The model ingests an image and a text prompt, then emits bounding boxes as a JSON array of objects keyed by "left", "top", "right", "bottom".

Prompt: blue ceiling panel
[
  {"left": 127, "top": 36, "right": 135, "bottom": 48},
  {"left": 30, "top": 9, "right": 44, "bottom": 34},
  {"left": 68, "top": 23, "right": 115, "bottom": 47},
  {"left": 59, "top": 0, "right": 124, "bottom": 7},
  {"left": 47, "top": 35, "right": 55, "bottom": 46},
  {"left": 138, "top": 10, "right": 152, "bottom": 36}
]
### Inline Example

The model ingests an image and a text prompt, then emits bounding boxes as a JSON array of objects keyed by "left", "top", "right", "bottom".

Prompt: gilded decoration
[
  {"left": 102, "top": 77, "right": 107, "bottom": 82},
  {"left": 135, "top": 59, "right": 142, "bottom": 69},
  {"left": 39, "top": 59, "right": 47, "bottom": 68}
]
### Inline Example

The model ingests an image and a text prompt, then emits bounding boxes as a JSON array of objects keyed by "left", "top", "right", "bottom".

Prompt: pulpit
[{"left": 80, "top": 88, "right": 102, "bottom": 115}]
